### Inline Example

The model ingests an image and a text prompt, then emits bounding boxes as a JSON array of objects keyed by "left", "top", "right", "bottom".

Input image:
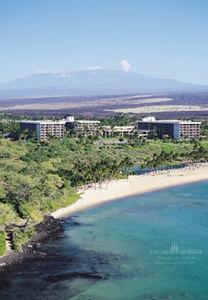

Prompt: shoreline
[
  {"left": 1, "top": 164, "right": 208, "bottom": 270},
  {"left": 0, "top": 216, "right": 62, "bottom": 271},
  {"left": 52, "top": 164, "right": 208, "bottom": 219}
]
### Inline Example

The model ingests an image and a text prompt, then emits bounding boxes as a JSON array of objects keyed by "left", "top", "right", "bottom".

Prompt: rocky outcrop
[{"left": 0, "top": 216, "right": 63, "bottom": 272}]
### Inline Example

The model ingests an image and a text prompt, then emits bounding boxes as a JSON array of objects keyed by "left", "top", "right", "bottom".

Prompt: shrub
[
  {"left": 12, "top": 227, "right": 35, "bottom": 252},
  {"left": 0, "top": 231, "right": 6, "bottom": 256}
]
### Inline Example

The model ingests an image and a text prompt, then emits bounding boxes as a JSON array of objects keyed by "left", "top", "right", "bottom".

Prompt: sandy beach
[{"left": 52, "top": 164, "right": 208, "bottom": 219}]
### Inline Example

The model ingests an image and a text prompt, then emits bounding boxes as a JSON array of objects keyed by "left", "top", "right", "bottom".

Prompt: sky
[{"left": 0, "top": 0, "right": 208, "bottom": 84}]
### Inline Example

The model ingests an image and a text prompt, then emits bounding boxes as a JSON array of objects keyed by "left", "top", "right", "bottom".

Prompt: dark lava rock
[{"left": 0, "top": 216, "right": 63, "bottom": 273}]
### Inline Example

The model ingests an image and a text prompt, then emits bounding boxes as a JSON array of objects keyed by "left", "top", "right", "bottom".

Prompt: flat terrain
[
  {"left": 111, "top": 104, "right": 208, "bottom": 114},
  {"left": 1, "top": 92, "right": 208, "bottom": 119}
]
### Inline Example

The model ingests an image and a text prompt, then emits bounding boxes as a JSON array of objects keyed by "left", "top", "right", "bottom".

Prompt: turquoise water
[{"left": 1, "top": 181, "right": 208, "bottom": 299}]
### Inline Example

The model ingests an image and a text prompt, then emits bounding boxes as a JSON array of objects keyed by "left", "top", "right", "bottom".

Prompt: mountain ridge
[{"left": 0, "top": 69, "right": 207, "bottom": 97}]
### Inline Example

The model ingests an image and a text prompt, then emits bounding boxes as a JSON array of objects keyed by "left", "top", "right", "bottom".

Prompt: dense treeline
[
  {"left": 100, "top": 113, "right": 135, "bottom": 126},
  {"left": 0, "top": 136, "right": 134, "bottom": 252}
]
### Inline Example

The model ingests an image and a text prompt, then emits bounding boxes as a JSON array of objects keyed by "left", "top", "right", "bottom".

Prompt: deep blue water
[{"left": 1, "top": 181, "right": 208, "bottom": 300}]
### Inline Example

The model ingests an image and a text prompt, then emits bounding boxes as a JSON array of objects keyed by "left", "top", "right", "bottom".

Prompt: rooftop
[
  {"left": 75, "top": 120, "right": 100, "bottom": 124},
  {"left": 19, "top": 120, "right": 66, "bottom": 124},
  {"left": 139, "top": 117, "right": 201, "bottom": 125}
]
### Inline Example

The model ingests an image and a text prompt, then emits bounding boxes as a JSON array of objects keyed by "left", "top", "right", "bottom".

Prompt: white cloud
[
  {"left": 34, "top": 66, "right": 103, "bottom": 75},
  {"left": 84, "top": 66, "right": 103, "bottom": 71},
  {"left": 33, "top": 68, "right": 68, "bottom": 76},
  {"left": 120, "top": 59, "right": 131, "bottom": 72}
]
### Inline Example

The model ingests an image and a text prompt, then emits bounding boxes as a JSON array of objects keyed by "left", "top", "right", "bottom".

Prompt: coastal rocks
[
  {"left": 33, "top": 215, "right": 63, "bottom": 242},
  {"left": 0, "top": 216, "right": 63, "bottom": 273}
]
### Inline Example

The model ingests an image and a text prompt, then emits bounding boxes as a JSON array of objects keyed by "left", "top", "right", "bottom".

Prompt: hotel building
[
  {"left": 66, "top": 120, "right": 101, "bottom": 136},
  {"left": 19, "top": 120, "right": 66, "bottom": 140},
  {"left": 103, "top": 125, "right": 135, "bottom": 137},
  {"left": 19, "top": 116, "right": 201, "bottom": 141},
  {"left": 136, "top": 117, "right": 201, "bottom": 139}
]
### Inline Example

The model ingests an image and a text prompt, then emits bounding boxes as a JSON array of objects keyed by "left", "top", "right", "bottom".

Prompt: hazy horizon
[{"left": 1, "top": 67, "right": 208, "bottom": 87}]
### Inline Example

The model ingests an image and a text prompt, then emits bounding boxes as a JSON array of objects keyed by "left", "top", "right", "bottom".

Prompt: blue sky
[{"left": 0, "top": 0, "right": 208, "bottom": 84}]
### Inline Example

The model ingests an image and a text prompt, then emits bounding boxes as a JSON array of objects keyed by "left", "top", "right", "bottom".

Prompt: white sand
[{"left": 52, "top": 164, "right": 208, "bottom": 219}]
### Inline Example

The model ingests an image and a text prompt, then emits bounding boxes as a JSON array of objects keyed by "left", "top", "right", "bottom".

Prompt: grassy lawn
[{"left": 123, "top": 139, "right": 193, "bottom": 164}]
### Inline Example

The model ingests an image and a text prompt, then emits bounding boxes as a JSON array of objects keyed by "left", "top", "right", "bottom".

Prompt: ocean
[{"left": 1, "top": 181, "right": 208, "bottom": 300}]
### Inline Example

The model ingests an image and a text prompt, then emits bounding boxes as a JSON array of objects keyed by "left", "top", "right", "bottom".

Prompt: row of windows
[
  {"left": 40, "top": 126, "right": 65, "bottom": 130},
  {"left": 41, "top": 132, "right": 64, "bottom": 135},
  {"left": 41, "top": 130, "right": 64, "bottom": 133}
]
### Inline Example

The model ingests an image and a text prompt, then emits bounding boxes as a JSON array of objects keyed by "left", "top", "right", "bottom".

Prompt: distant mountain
[{"left": 0, "top": 69, "right": 207, "bottom": 97}]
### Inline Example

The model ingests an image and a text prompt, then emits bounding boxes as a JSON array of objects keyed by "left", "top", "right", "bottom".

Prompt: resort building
[
  {"left": 67, "top": 120, "right": 101, "bottom": 136},
  {"left": 19, "top": 120, "right": 66, "bottom": 140},
  {"left": 20, "top": 117, "right": 101, "bottom": 139},
  {"left": 19, "top": 115, "right": 201, "bottom": 141},
  {"left": 136, "top": 117, "right": 201, "bottom": 139},
  {"left": 103, "top": 125, "right": 135, "bottom": 137}
]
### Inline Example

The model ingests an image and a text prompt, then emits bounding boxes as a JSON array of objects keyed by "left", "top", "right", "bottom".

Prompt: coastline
[
  {"left": 0, "top": 216, "right": 62, "bottom": 271},
  {"left": 2, "top": 163, "right": 208, "bottom": 269},
  {"left": 52, "top": 164, "right": 208, "bottom": 219}
]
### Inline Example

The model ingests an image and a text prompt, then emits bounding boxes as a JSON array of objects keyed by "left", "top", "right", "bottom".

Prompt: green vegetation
[
  {"left": 0, "top": 118, "right": 20, "bottom": 140},
  {"left": 0, "top": 232, "right": 6, "bottom": 256},
  {"left": 12, "top": 226, "right": 35, "bottom": 252},
  {"left": 0, "top": 136, "right": 135, "bottom": 253},
  {"left": 100, "top": 113, "right": 135, "bottom": 126},
  {"left": 1, "top": 115, "right": 208, "bottom": 254},
  {"left": 201, "top": 121, "right": 208, "bottom": 137}
]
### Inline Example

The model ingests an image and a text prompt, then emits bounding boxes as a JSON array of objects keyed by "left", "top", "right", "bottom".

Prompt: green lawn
[{"left": 123, "top": 139, "right": 193, "bottom": 164}]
